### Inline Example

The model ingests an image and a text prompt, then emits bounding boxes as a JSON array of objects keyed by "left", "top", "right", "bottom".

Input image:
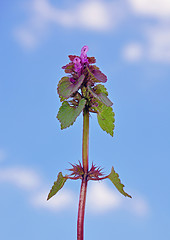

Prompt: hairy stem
[
  {"left": 77, "top": 108, "right": 89, "bottom": 240},
  {"left": 77, "top": 177, "right": 88, "bottom": 240}
]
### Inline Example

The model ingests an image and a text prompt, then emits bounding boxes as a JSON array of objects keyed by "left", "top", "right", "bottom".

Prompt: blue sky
[{"left": 0, "top": 0, "right": 170, "bottom": 239}]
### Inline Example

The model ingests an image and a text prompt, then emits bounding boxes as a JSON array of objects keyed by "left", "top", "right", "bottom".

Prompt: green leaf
[
  {"left": 57, "top": 75, "right": 85, "bottom": 101},
  {"left": 94, "top": 84, "right": 108, "bottom": 95},
  {"left": 97, "top": 93, "right": 113, "bottom": 107},
  {"left": 57, "top": 98, "right": 86, "bottom": 129},
  {"left": 47, "top": 172, "right": 67, "bottom": 200},
  {"left": 108, "top": 167, "right": 132, "bottom": 198},
  {"left": 97, "top": 104, "right": 115, "bottom": 136},
  {"left": 88, "top": 86, "right": 113, "bottom": 107}
]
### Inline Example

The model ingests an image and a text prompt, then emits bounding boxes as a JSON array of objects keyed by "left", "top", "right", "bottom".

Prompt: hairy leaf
[
  {"left": 62, "top": 63, "right": 74, "bottom": 73},
  {"left": 47, "top": 172, "right": 67, "bottom": 200},
  {"left": 97, "top": 93, "right": 113, "bottom": 107},
  {"left": 108, "top": 167, "right": 132, "bottom": 198},
  {"left": 57, "top": 98, "right": 86, "bottom": 129},
  {"left": 93, "top": 84, "right": 113, "bottom": 106},
  {"left": 97, "top": 104, "right": 115, "bottom": 136},
  {"left": 87, "top": 66, "right": 107, "bottom": 83},
  {"left": 94, "top": 84, "right": 108, "bottom": 95},
  {"left": 88, "top": 86, "right": 113, "bottom": 107},
  {"left": 68, "top": 55, "right": 78, "bottom": 61},
  {"left": 57, "top": 75, "right": 85, "bottom": 101}
]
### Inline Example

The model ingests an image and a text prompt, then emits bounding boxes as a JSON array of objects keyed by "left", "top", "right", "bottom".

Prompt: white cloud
[
  {"left": 15, "top": 28, "right": 39, "bottom": 49},
  {"left": 76, "top": 0, "right": 121, "bottom": 31},
  {"left": 15, "top": 0, "right": 123, "bottom": 48},
  {"left": 128, "top": 0, "right": 170, "bottom": 19},
  {"left": 125, "top": 0, "right": 170, "bottom": 63},
  {"left": 122, "top": 43, "right": 143, "bottom": 62},
  {"left": 129, "top": 196, "right": 149, "bottom": 217},
  {"left": 86, "top": 182, "right": 149, "bottom": 217},
  {"left": 121, "top": 19, "right": 170, "bottom": 63},
  {"left": 0, "top": 165, "right": 76, "bottom": 211},
  {"left": 31, "top": 189, "right": 76, "bottom": 211},
  {"left": 87, "top": 182, "right": 122, "bottom": 213},
  {"left": 31, "top": 181, "right": 149, "bottom": 217},
  {"left": 0, "top": 149, "right": 6, "bottom": 162},
  {"left": 0, "top": 164, "right": 149, "bottom": 216},
  {"left": 14, "top": 0, "right": 170, "bottom": 64},
  {"left": 147, "top": 26, "right": 170, "bottom": 62},
  {"left": 122, "top": 26, "right": 170, "bottom": 63},
  {"left": 0, "top": 167, "right": 40, "bottom": 190}
]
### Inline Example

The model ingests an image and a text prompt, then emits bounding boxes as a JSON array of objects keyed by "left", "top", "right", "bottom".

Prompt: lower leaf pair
[{"left": 47, "top": 166, "right": 132, "bottom": 201}]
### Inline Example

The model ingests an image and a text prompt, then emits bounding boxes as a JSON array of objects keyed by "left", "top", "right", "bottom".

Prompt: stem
[
  {"left": 77, "top": 108, "right": 89, "bottom": 240},
  {"left": 77, "top": 176, "right": 88, "bottom": 240},
  {"left": 82, "top": 108, "right": 89, "bottom": 173}
]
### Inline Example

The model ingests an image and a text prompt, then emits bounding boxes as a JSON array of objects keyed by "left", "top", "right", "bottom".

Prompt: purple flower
[
  {"left": 80, "top": 45, "right": 89, "bottom": 63},
  {"left": 73, "top": 57, "right": 82, "bottom": 74}
]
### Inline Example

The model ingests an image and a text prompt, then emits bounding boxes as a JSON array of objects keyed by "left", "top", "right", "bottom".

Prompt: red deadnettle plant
[{"left": 47, "top": 46, "right": 132, "bottom": 240}]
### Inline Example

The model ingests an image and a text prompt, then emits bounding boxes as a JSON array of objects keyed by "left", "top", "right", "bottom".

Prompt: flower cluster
[
  {"left": 57, "top": 45, "right": 115, "bottom": 136},
  {"left": 62, "top": 45, "right": 95, "bottom": 77},
  {"left": 58, "top": 45, "right": 112, "bottom": 111}
]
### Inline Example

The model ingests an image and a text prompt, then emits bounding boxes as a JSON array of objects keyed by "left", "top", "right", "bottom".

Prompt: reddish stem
[
  {"left": 77, "top": 108, "right": 89, "bottom": 240},
  {"left": 77, "top": 176, "right": 88, "bottom": 240}
]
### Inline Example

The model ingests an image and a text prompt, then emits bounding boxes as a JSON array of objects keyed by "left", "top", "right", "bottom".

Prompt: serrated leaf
[
  {"left": 86, "top": 66, "right": 107, "bottom": 83},
  {"left": 57, "top": 75, "right": 85, "bottom": 101},
  {"left": 92, "top": 69, "right": 107, "bottom": 82},
  {"left": 68, "top": 55, "right": 78, "bottom": 61},
  {"left": 62, "top": 63, "right": 74, "bottom": 73},
  {"left": 94, "top": 85, "right": 112, "bottom": 106},
  {"left": 47, "top": 172, "right": 67, "bottom": 200},
  {"left": 108, "top": 167, "right": 132, "bottom": 198},
  {"left": 88, "top": 86, "right": 113, "bottom": 107},
  {"left": 57, "top": 98, "right": 86, "bottom": 129},
  {"left": 94, "top": 84, "right": 108, "bottom": 95},
  {"left": 97, "top": 104, "right": 115, "bottom": 136},
  {"left": 97, "top": 93, "right": 113, "bottom": 107}
]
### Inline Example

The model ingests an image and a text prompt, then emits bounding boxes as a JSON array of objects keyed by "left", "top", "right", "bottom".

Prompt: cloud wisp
[
  {"left": 0, "top": 165, "right": 76, "bottom": 211},
  {"left": 15, "top": 0, "right": 123, "bottom": 49},
  {"left": 122, "top": 43, "right": 144, "bottom": 62},
  {"left": 0, "top": 165, "right": 149, "bottom": 216},
  {"left": 86, "top": 182, "right": 149, "bottom": 217},
  {"left": 0, "top": 149, "right": 6, "bottom": 162},
  {"left": 87, "top": 181, "right": 122, "bottom": 213},
  {"left": 31, "top": 188, "right": 76, "bottom": 211},
  {"left": 128, "top": 0, "right": 170, "bottom": 19},
  {"left": 14, "top": 0, "right": 170, "bottom": 64},
  {"left": 123, "top": 0, "right": 170, "bottom": 63},
  {"left": 146, "top": 25, "right": 170, "bottom": 62},
  {"left": 0, "top": 167, "right": 40, "bottom": 190}
]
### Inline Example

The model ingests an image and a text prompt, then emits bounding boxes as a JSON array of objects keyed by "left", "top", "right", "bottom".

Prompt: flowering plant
[{"left": 47, "top": 46, "right": 131, "bottom": 240}]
